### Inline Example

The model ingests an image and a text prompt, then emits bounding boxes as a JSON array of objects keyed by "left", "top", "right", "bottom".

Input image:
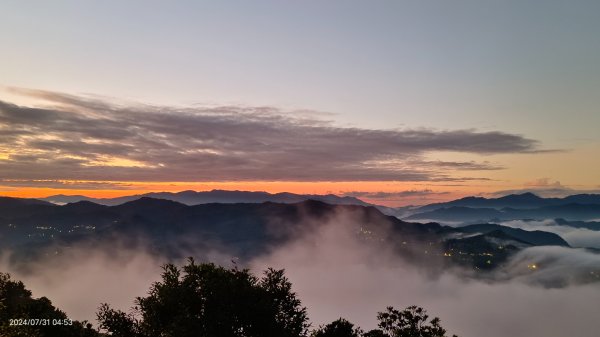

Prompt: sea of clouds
[
  {"left": 2, "top": 212, "right": 600, "bottom": 337},
  {"left": 499, "top": 219, "right": 600, "bottom": 248}
]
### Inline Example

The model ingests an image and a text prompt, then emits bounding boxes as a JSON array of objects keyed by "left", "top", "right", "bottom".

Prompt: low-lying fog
[
  {"left": 499, "top": 219, "right": 600, "bottom": 249},
  {"left": 2, "top": 212, "right": 600, "bottom": 337}
]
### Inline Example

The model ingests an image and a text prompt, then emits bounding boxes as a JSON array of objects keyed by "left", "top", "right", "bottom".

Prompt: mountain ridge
[
  {"left": 414, "top": 192, "right": 600, "bottom": 213},
  {"left": 0, "top": 196, "right": 575, "bottom": 273},
  {"left": 406, "top": 203, "right": 600, "bottom": 223},
  {"left": 39, "top": 189, "right": 370, "bottom": 207}
]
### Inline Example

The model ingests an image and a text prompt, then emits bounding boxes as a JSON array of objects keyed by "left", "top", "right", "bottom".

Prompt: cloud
[
  {"left": 491, "top": 179, "right": 600, "bottom": 198},
  {"left": 0, "top": 88, "right": 542, "bottom": 184},
  {"left": 250, "top": 212, "right": 600, "bottom": 337},
  {"left": 499, "top": 219, "right": 600, "bottom": 249},
  {"left": 493, "top": 246, "right": 600, "bottom": 287},
  {"left": 1, "top": 244, "right": 164, "bottom": 323},
  {"left": 0, "top": 240, "right": 235, "bottom": 324},
  {"left": 406, "top": 159, "right": 504, "bottom": 170},
  {"left": 491, "top": 187, "right": 592, "bottom": 198},
  {"left": 1, "top": 207, "right": 600, "bottom": 336},
  {"left": 524, "top": 178, "right": 564, "bottom": 188},
  {"left": 0, "top": 179, "right": 136, "bottom": 190}
]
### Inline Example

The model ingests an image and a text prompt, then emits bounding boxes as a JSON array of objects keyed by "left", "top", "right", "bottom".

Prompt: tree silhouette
[
  {"left": 310, "top": 306, "right": 458, "bottom": 337},
  {"left": 97, "top": 258, "right": 309, "bottom": 337},
  {"left": 362, "top": 330, "right": 387, "bottom": 337},
  {"left": 0, "top": 272, "right": 98, "bottom": 337},
  {"left": 311, "top": 318, "right": 362, "bottom": 337},
  {"left": 2, "top": 263, "right": 459, "bottom": 337},
  {"left": 369, "top": 306, "right": 457, "bottom": 337}
]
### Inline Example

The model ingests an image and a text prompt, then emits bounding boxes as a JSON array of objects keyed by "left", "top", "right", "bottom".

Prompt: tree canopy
[
  {"left": 371, "top": 306, "right": 457, "bottom": 337},
  {"left": 311, "top": 306, "right": 457, "bottom": 337},
  {"left": 97, "top": 258, "right": 309, "bottom": 337},
  {"left": 2, "top": 260, "right": 458, "bottom": 337},
  {"left": 0, "top": 272, "right": 97, "bottom": 337},
  {"left": 311, "top": 318, "right": 363, "bottom": 337}
]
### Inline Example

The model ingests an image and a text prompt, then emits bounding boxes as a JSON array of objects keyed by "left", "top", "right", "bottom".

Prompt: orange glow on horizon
[{"left": 0, "top": 180, "right": 495, "bottom": 206}]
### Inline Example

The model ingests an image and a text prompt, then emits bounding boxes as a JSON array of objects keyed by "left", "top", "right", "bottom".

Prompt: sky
[{"left": 1, "top": 0, "right": 599, "bottom": 206}]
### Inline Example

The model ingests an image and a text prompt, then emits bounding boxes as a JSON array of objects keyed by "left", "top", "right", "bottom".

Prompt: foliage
[
  {"left": 2, "top": 262, "right": 459, "bottom": 337},
  {"left": 313, "top": 306, "right": 457, "bottom": 337},
  {"left": 97, "top": 258, "right": 309, "bottom": 337},
  {"left": 371, "top": 306, "right": 457, "bottom": 337},
  {"left": 362, "top": 329, "right": 387, "bottom": 337},
  {"left": 0, "top": 272, "right": 98, "bottom": 337},
  {"left": 311, "top": 318, "right": 362, "bottom": 337}
]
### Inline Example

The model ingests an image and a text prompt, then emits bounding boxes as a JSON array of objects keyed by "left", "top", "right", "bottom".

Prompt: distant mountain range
[
  {"left": 0, "top": 196, "right": 53, "bottom": 207},
  {"left": 457, "top": 223, "right": 568, "bottom": 246},
  {"left": 395, "top": 192, "right": 600, "bottom": 223},
  {"left": 405, "top": 203, "right": 600, "bottom": 223},
  {"left": 38, "top": 190, "right": 405, "bottom": 217},
  {"left": 39, "top": 190, "right": 370, "bottom": 206},
  {"left": 0, "top": 196, "right": 576, "bottom": 273},
  {"left": 30, "top": 191, "right": 600, "bottom": 224},
  {"left": 413, "top": 192, "right": 600, "bottom": 212}
]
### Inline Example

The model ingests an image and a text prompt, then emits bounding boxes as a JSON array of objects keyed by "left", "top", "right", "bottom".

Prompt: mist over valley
[{"left": 2, "top": 192, "right": 600, "bottom": 336}]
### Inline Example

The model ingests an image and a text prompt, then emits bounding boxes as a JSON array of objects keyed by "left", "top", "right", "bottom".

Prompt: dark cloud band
[{"left": 0, "top": 89, "right": 542, "bottom": 184}]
